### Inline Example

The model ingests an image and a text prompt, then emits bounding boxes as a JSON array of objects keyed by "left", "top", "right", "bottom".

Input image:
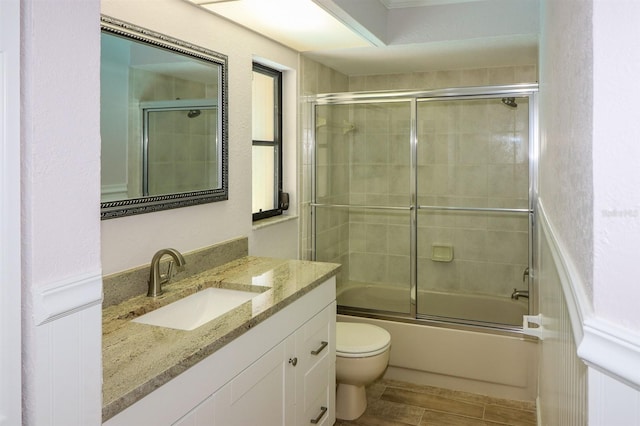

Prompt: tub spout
[{"left": 511, "top": 288, "right": 529, "bottom": 300}]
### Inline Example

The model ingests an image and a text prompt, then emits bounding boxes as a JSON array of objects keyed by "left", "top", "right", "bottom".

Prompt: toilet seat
[{"left": 336, "top": 322, "right": 391, "bottom": 358}]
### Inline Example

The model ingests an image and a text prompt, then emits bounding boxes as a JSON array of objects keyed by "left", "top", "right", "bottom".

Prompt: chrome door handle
[
  {"left": 310, "top": 406, "right": 327, "bottom": 424},
  {"left": 311, "top": 341, "right": 328, "bottom": 356}
]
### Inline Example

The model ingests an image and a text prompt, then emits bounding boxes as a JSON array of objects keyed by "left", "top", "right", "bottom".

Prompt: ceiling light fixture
[{"left": 188, "top": 0, "right": 371, "bottom": 51}]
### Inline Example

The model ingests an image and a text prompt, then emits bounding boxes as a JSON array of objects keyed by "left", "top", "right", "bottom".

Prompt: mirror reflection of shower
[{"left": 141, "top": 99, "right": 219, "bottom": 197}]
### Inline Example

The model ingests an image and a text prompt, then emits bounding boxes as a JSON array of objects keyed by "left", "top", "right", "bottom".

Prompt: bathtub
[
  {"left": 336, "top": 284, "right": 538, "bottom": 402},
  {"left": 337, "top": 284, "right": 528, "bottom": 326}
]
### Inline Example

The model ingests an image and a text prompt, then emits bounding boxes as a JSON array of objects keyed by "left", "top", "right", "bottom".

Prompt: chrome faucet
[
  {"left": 147, "top": 248, "right": 186, "bottom": 297},
  {"left": 511, "top": 288, "right": 529, "bottom": 300},
  {"left": 512, "top": 267, "right": 530, "bottom": 300}
]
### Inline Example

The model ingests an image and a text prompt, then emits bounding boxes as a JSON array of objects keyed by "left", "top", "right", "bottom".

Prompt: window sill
[{"left": 252, "top": 214, "right": 298, "bottom": 231}]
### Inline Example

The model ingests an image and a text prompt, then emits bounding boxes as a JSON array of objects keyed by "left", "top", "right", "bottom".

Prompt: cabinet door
[
  {"left": 300, "top": 355, "right": 334, "bottom": 426},
  {"left": 215, "top": 340, "right": 290, "bottom": 426},
  {"left": 294, "top": 302, "right": 336, "bottom": 426}
]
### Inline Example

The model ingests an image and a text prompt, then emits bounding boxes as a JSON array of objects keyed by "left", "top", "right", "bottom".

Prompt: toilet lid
[{"left": 336, "top": 322, "right": 391, "bottom": 357}]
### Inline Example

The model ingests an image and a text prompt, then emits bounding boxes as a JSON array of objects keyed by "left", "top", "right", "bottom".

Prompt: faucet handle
[
  {"left": 160, "top": 260, "right": 175, "bottom": 284},
  {"left": 523, "top": 267, "right": 530, "bottom": 282}
]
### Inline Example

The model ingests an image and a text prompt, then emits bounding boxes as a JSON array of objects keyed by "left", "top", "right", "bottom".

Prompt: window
[{"left": 252, "top": 63, "right": 283, "bottom": 221}]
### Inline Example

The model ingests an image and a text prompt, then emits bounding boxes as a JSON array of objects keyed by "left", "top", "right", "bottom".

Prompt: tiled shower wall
[
  {"left": 301, "top": 59, "right": 537, "bottom": 299},
  {"left": 415, "top": 98, "right": 530, "bottom": 297},
  {"left": 300, "top": 58, "right": 349, "bottom": 261},
  {"left": 342, "top": 102, "right": 412, "bottom": 288}
]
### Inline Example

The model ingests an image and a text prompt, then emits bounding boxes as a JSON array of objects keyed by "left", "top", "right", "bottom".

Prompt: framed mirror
[{"left": 100, "top": 15, "right": 228, "bottom": 219}]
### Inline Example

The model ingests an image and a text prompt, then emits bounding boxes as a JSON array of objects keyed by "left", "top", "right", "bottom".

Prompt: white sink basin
[{"left": 132, "top": 287, "right": 259, "bottom": 331}]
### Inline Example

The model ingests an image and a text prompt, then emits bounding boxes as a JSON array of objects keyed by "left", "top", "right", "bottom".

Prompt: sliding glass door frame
[{"left": 309, "top": 84, "right": 539, "bottom": 334}]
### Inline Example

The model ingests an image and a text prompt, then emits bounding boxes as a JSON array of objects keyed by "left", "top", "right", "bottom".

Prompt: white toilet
[{"left": 335, "top": 322, "right": 391, "bottom": 420}]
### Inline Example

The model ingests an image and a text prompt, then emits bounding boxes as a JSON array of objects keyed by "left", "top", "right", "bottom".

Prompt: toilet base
[{"left": 335, "top": 383, "right": 367, "bottom": 420}]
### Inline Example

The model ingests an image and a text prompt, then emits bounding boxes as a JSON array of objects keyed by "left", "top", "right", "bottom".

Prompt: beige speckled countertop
[{"left": 102, "top": 256, "right": 340, "bottom": 422}]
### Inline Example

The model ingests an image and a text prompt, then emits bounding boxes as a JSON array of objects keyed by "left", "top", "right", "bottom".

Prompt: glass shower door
[
  {"left": 313, "top": 100, "right": 413, "bottom": 315},
  {"left": 415, "top": 96, "right": 531, "bottom": 326}
]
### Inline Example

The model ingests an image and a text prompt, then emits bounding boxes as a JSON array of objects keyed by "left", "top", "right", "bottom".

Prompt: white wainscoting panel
[
  {"left": 26, "top": 271, "right": 103, "bottom": 425},
  {"left": 33, "top": 303, "right": 102, "bottom": 425},
  {"left": 589, "top": 368, "right": 640, "bottom": 426},
  {"left": 538, "top": 199, "right": 640, "bottom": 425},
  {"left": 537, "top": 209, "right": 588, "bottom": 425}
]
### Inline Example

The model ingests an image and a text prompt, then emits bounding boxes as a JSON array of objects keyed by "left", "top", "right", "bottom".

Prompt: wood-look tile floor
[{"left": 334, "top": 379, "right": 537, "bottom": 426}]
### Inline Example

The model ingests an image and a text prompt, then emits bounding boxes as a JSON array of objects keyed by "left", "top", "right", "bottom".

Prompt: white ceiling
[{"left": 188, "top": 0, "right": 539, "bottom": 76}]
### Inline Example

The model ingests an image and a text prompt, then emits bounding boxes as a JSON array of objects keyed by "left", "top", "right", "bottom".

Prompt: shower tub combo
[{"left": 309, "top": 84, "right": 539, "bottom": 401}]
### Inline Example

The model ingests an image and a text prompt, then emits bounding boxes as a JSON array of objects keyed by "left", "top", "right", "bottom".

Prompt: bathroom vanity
[{"left": 102, "top": 255, "right": 339, "bottom": 425}]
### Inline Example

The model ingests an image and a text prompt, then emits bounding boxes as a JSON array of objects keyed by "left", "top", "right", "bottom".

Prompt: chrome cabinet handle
[
  {"left": 288, "top": 357, "right": 298, "bottom": 366},
  {"left": 310, "top": 406, "right": 327, "bottom": 424},
  {"left": 311, "top": 341, "right": 328, "bottom": 356}
]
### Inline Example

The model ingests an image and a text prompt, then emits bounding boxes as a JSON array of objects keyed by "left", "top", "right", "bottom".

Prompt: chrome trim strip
[
  {"left": 307, "top": 83, "right": 539, "bottom": 105},
  {"left": 310, "top": 103, "right": 317, "bottom": 261},
  {"left": 418, "top": 205, "right": 532, "bottom": 214},
  {"left": 528, "top": 92, "right": 539, "bottom": 316},
  {"left": 410, "top": 98, "right": 418, "bottom": 318},
  {"left": 312, "top": 204, "right": 531, "bottom": 214}
]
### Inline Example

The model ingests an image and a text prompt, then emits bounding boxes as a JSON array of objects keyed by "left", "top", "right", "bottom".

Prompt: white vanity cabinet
[
  {"left": 104, "top": 276, "right": 336, "bottom": 426},
  {"left": 213, "top": 303, "right": 334, "bottom": 426}
]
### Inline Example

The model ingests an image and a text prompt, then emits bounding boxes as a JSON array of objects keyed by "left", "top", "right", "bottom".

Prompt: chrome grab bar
[{"left": 311, "top": 203, "right": 411, "bottom": 211}]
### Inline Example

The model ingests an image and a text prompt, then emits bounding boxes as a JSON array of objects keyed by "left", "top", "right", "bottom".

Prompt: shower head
[
  {"left": 501, "top": 97, "right": 517, "bottom": 108},
  {"left": 187, "top": 109, "right": 201, "bottom": 118}
]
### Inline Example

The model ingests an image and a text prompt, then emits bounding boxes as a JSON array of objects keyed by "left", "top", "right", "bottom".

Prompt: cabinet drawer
[{"left": 297, "top": 303, "right": 334, "bottom": 372}]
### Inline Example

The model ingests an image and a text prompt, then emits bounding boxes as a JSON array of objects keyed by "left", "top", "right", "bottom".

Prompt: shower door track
[{"left": 336, "top": 305, "right": 537, "bottom": 339}]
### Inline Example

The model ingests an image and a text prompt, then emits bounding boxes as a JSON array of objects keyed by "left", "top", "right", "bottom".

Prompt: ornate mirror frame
[{"left": 100, "top": 15, "right": 228, "bottom": 219}]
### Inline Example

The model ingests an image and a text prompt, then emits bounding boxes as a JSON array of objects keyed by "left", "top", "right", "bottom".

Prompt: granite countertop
[{"left": 102, "top": 256, "right": 340, "bottom": 422}]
